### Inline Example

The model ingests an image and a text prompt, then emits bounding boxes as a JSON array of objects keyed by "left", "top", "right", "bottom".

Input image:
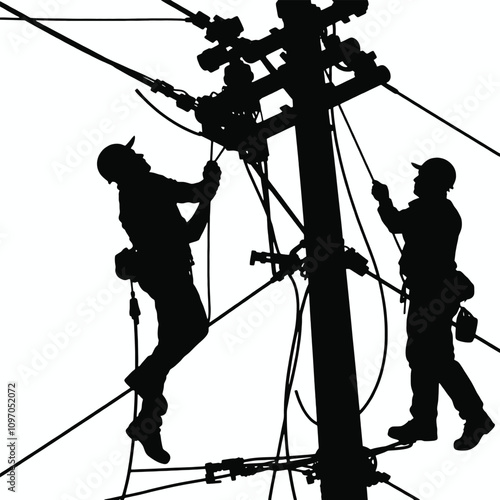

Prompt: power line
[
  {"left": 106, "top": 474, "right": 233, "bottom": 500},
  {"left": 0, "top": 17, "right": 188, "bottom": 21},
  {"left": 0, "top": 2, "right": 155, "bottom": 86},
  {"left": 0, "top": 388, "right": 132, "bottom": 478},
  {"left": 383, "top": 83, "right": 500, "bottom": 158},
  {"left": 383, "top": 479, "right": 421, "bottom": 500},
  {"left": 160, "top": 0, "right": 196, "bottom": 18}
]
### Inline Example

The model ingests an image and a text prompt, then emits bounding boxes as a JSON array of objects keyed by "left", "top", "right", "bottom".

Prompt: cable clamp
[
  {"left": 250, "top": 240, "right": 305, "bottom": 281},
  {"left": 205, "top": 458, "right": 257, "bottom": 484},
  {"left": 151, "top": 79, "right": 174, "bottom": 97},
  {"left": 343, "top": 246, "right": 369, "bottom": 276}
]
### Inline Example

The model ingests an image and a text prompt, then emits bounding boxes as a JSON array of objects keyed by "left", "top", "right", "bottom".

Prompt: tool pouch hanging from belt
[{"left": 115, "top": 247, "right": 139, "bottom": 282}]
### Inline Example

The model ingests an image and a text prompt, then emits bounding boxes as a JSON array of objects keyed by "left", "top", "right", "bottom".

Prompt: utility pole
[
  {"left": 277, "top": 1, "right": 367, "bottom": 498},
  {"left": 0, "top": 1, "right": 388, "bottom": 497}
]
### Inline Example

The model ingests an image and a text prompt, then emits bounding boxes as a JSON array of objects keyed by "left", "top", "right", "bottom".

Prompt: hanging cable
[
  {"left": 269, "top": 285, "right": 310, "bottom": 500},
  {"left": 294, "top": 390, "right": 317, "bottom": 425},
  {"left": 261, "top": 160, "right": 278, "bottom": 274},
  {"left": 206, "top": 143, "right": 215, "bottom": 322},
  {"left": 244, "top": 161, "right": 281, "bottom": 255},
  {"left": 330, "top": 107, "right": 389, "bottom": 414},
  {"left": 247, "top": 161, "right": 305, "bottom": 233},
  {"left": 135, "top": 89, "right": 202, "bottom": 137},
  {"left": 242, "top": 155, "right": 308, "bottom": 500}
]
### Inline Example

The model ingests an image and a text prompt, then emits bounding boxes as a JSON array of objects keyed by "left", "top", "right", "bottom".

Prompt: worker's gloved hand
[
  {"left": 203, "top": 160, "right": 221, "bottom": 182},
  {"left": 372, "top": 180, "right": 390, "bottom": 202},
  {"left": 202, "top": 160, "right": 222, "bottom": 200}
]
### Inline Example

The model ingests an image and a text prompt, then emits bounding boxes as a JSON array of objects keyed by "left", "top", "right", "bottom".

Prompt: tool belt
[{"left": 452, "top": 270, "right": 474, "bottom": 302}]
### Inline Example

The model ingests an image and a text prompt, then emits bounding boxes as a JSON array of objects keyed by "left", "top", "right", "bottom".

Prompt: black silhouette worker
[
  {"left": 372, "top": 157, "right": 493, "bottom": 450},
  {"left": 97, "top": 137, "right": 221, "bottom": 463}
]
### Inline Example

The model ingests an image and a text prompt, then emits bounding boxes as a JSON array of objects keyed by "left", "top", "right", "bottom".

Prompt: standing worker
[
  {"left": 372, "top": 157, "right": 493, "bottom": 450},
  {"left": 97, "top": 137, "right": 221, "bottom": 463}
]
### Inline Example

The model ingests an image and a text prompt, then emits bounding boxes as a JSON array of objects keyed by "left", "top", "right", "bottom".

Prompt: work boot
[
  {"left": 125, "top": 395, "right": 170, "bottom": 463},
  {"left": 126, "top": 423, "right": 171, "bottom": 464},
  {"left": 388, "top": 420, "right": 437, "bottom": 443},
  {"left": 454, "top": 412, "right": 494, "bottom": 451}
]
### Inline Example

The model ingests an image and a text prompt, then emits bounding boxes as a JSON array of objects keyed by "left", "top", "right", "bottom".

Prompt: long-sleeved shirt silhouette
[
  {"left": 118, "top": 172, "right": 204, "bottom": 268},
  {"left": 377, "top": 196, "right": 461, "bottom": 285}
]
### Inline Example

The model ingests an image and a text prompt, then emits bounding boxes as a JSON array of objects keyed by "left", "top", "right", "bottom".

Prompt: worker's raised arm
[{"left": 171, "top": 161, "right": 222, "bottom": 204}]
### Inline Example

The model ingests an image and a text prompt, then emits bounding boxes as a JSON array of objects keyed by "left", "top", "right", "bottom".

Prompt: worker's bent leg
[{"left": 125, "top": 276, "right": 208, "bottom": 399}]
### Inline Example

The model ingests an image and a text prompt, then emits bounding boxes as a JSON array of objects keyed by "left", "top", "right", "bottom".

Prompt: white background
[{"left": 1, "top": 1, "right": 500, "bottom": 499}]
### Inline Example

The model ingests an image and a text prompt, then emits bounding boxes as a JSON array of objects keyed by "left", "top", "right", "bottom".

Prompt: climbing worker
[
  {"left": 371, "top": 157, "right": 494, "bottom": 450},
  {"left": 97, "top": 137, "right": 221, "bottom": 463}
]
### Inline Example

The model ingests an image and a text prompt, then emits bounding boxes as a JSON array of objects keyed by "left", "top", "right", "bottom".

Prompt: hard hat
[
  {"left": 411, "top": 157, "right": 456, "bottom": 190},
  {"left": 97, "top": 136, "right": 135, "bottom": 183}
]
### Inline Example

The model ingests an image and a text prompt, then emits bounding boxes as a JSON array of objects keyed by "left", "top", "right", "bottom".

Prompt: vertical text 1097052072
[{"left": 6, "top": 383, "right": 16, "bottom": 493}]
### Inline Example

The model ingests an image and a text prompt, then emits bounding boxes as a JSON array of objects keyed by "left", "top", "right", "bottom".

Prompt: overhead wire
[
  {"left": 0, "top": 2, "right": 156, "bottom": 87},
  {"left": 383, "top": 83, "right": 500, "bottom": 158},
  {"left": 0, "top": 17, "right": 188, "bottom": 21},
  {"left": 105, "top": 474, "right": 233, "bottom": 500}
]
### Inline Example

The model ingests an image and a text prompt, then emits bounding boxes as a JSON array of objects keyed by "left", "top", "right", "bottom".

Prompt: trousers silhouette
[
  {"left": 405, "top": 278, "right": 483, "bottom": 425},
  {"left": 125, "top": 258, "right": 208, "bottom": 400}
]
